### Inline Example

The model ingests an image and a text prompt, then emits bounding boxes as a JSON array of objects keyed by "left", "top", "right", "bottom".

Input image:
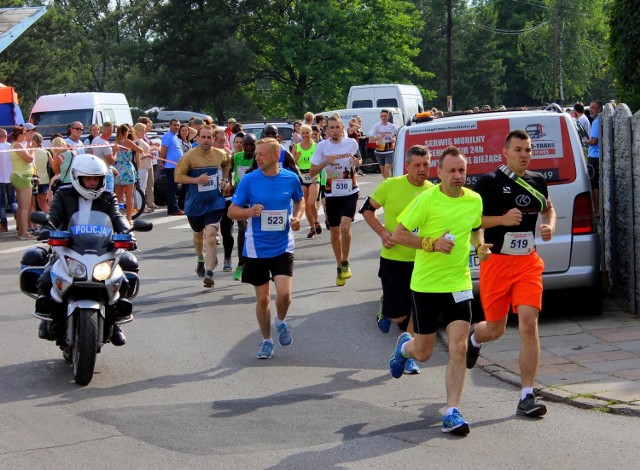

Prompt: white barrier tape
[{"left": 0, "top": 142, "right": 140, "bottom": 154}]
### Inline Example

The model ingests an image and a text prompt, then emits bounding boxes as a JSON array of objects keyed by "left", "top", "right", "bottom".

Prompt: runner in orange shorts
[
  {"left": 467, "top": 129, "right": 556, "bottom": 419},
  {"left": 480, "top": 251, "right": 544, "bottom": 322}
]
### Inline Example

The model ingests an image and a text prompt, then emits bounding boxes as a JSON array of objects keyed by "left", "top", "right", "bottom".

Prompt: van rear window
[
  {"left": 377, "top": 98, "right": 398, "bottom": 108},
  {"left": 404, "top": 116, "right": 577, "bottom": 186},
  {"left": 351, "top": 100, "right": 373, "bottom": 108}
]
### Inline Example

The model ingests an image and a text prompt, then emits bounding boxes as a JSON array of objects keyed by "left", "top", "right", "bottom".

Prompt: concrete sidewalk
[{"left": 465, "top": 296, "right": 640, "bottom": 417}]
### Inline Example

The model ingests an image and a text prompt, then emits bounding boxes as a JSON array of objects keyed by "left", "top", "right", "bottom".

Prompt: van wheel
[
  {"left": 542, "top": 288, "right": 603, "bottom": 317},
  {"left": 572, "top": 286, "right": 604, "bottom": 316}
]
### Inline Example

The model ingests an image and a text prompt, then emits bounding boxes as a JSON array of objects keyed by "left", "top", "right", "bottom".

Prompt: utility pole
[
  {"left": 552, "top": 7, "right": 559, "bottom": 102},
  {"left": 447, "top": 0, "right": 453, "bottom": 112}
]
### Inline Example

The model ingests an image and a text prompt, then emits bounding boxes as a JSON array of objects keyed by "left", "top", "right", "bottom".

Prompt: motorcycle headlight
[
  {"left": 65, "top": 258, "right": 87, "bottom": 279},
  {"left": 93, "top": 260, "right": 114, "bottom": 281}
]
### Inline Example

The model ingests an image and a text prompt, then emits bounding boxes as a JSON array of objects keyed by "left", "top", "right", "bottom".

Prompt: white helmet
[{"left": 70, "top": 154, "right": 108, "bottom": 200}]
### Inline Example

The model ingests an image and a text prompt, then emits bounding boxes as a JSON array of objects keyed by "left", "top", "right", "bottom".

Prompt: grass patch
[
  {"left": 568, "top": 393, "right": 598, "bottom": 400},
  {"left": 593, "top": 406, "right": 612, "bottom": 413}
]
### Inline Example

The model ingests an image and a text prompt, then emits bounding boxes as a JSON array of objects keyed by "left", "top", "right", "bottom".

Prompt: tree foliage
[
  {"left": 609, "top": 0, "right": 640, "bottom": 111},
  {"left": 239, "top": 0, "right": 428, "bottom": 118},
  {"left": 0, "top": 0, "right": 624, "bottom": 119},
  {"left": 414, "top": 0, "right": 506, "bottom": 111},
  {"left": 517, "top": 0, "right": 610, "bottom": 105}
]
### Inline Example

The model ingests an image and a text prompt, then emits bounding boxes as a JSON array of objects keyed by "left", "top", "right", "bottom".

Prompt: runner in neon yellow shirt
[
  {"left": 361, "top": 145, "right": 433, "bottom": 375},
  {"left": 389, "top": 145, "right": 490, "bottom": 436}
]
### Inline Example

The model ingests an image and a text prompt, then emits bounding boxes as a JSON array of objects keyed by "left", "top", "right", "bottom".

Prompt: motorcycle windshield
[{"left": 68, "top": 211, "right": 114, "bottom": 256}]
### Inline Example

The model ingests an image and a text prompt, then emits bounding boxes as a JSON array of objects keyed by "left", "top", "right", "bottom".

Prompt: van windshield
[{"left": 31, "top": 109, "right": 93, "bottom": 138}]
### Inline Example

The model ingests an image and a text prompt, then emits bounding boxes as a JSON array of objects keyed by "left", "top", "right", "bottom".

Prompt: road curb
[
  {"left": 478, "top": 359, "right": 640, "bottom": 418},
  {"left": 438, "top": 329, "right": 640, "bottom": 418}
]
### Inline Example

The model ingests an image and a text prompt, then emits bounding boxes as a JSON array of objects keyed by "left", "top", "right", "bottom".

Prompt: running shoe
[
  {"left": 389, "top": 332, "right": 411, "bottom": 379},
  {"left": 466, "top": 327, "right": 481, "bottom": 369},
  {"left": 233, "top": 265, "right": 244, "bottom": 281},
  {"left": 203, "top": 270, "right": 214, "bottom": 288},
  {"left": 404, "top": 358, "right": 421, "bottom": 374},
  {"left": 336, "top": 267, "right": 346, "bottom": 287},
  {"left": 340, "top": 261, "right": 352, "bottom": 279},
  {"left": 516, "top": 393, "right": 547, "bottom": 417},
  {"left": 223, "top": 258, "right": 232, "bottom": 272},
  {"left": 196, "top": 261, "right": 205, "bottom": 278},
  {"left": 307, "top": 228, "right": 315, "bottom": 239},
  {"left": 376, "top": 296, "right": 391, "bottom": 334},
  {"left": 315, "top": 222, "right": 322, "bottom": 235},
  {"left": 442, "top": 409, "right": 470, "bottom": 435},
  {"left": 257, "top": 341, "right": 274, "bottom": 359},
  {"left": 276, "top": 321, "right": 293, "bottom": 346}
]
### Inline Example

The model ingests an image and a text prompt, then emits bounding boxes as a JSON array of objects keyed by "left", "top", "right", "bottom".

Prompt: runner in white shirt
[
  {"left": 368, "top": 109, "right": 397, "bottom": 179},
  {"left": 310, "top": 114, "right": 362, "bottom": 286}
]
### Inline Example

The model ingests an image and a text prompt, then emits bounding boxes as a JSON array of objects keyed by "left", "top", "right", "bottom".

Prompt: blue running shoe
[
  {"left": 389, "top": 332, "right": 411, "bottom": 379},
  {"left": 376, "top": 296, "right": 391, "bottom": 334},
  {"left": 442, "top": 409, "right": 470, "bottom": 435},
  {"left": 257, "top": 341, "right": 274, "bottom": 359},
  {"left": 276, "top": 321, "right": 293, "bottom": 346},
  {"left": 404, "top": 358, "right": 421, "bottom": 375}
]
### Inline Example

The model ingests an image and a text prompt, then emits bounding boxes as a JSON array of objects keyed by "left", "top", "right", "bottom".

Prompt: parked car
[
  {"left": 241, "top": 122, "right": 295, "bottom": 149},
  {"left": 155, "top": 110, "right": 213, "bottom": 123},
  {"left": 393, "top": 104, "right": 602, "bottom": 314}
]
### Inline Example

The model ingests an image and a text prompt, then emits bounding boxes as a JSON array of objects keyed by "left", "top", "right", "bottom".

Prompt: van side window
[
  {"left": 95, "top": 111, "right": 104, "bottom": 125},
  {"left": 377, "top": 98, "right": 399, "bottom": 108},
  {"left": 104, "top": 109, "right": 116, "bottom": 124},
  {"left": 352, "top": 100, "right": 373, "bottom": 108}
]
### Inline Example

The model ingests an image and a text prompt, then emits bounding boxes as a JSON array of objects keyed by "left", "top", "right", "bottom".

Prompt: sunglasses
[{"left": 71, "top": 127, "right": 83, "bottom": 131}]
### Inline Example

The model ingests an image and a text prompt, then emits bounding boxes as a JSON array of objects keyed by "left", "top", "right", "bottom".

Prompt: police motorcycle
[{"left": 20, "top": 208, "right": 152, "bottom": 386}]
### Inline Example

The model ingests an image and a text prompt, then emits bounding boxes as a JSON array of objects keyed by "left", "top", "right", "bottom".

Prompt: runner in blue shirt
[{"left": 228, "top": 138, "right": 304, "bottom": 359}]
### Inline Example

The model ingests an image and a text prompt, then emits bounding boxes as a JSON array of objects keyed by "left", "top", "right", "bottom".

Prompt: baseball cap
[
  {"left": 227, "top": 118, "right": 237, "bottom": 123},
  {"left": 24, "top": 123, "right": 37, "bottom": 131}
]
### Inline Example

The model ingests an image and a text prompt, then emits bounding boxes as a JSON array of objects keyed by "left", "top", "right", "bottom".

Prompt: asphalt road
[{"left": 1, "top": 174, "right": 639, "bottom": 469}]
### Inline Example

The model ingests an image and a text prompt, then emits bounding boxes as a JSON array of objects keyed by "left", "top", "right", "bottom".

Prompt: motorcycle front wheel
[{"left": 72, "top": 309, "right": 99, "bottom": 386}]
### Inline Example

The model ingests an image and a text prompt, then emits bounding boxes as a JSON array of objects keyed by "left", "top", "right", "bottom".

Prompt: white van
[
  {"left": 319, "top": 107, "right": 404, "bottom": 172},
  {"left": 347, "top": 84, "right": 424, "bottom": 125},
  {"left": 392, "top": 105, "right": 602, "bottom": 314},
  {"left": 29, "top": 92, "right": 133, "bottom": 138}
]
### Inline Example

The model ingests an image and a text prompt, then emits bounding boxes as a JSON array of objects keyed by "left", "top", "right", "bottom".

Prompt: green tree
[
  {"left": 240, "top": 0, "right": 428, "bottom": 118},
  {"left": 413, "top": 0, "right": 504, "bottom": 111},
  {"left": 140, "top": 0, "right": 251, "bottom": 122},
  {"left": 609, "top": 0, "right": 640, "bottom": 111},
  {"left": 517, "top": 0, "right": 610, "bottom": 105},
  {"left": 451, "top": 0, "right": 506, "bottom": 110},
  {"left": 489, "top": 0, "right": 537, "bottom": 107},
  {"left": 413, "top": 0, "right": 451, "bottom": 109}
]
